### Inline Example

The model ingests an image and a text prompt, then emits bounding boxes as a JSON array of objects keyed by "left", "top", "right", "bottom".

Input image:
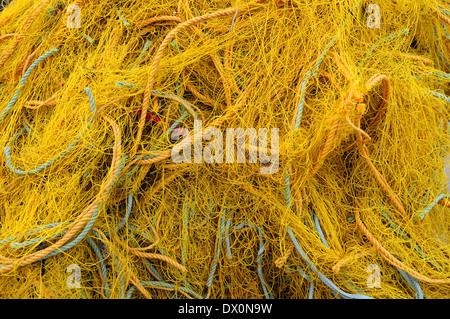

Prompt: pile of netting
[{"left": 0, "top": 0, "right": 450, "bottom": 299}]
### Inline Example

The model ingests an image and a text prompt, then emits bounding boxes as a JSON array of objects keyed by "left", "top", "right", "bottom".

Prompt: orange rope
[
  {"left": 332, "top": 248, "right": 376, "bottom": 273},
  {"left": 0, "top": 114, "right": 122, "bottom": 274},
  {"left": 364, "top": 74, "right": 391, "bottom": 131},
  {"left": 140, "top": 15, "right": 182, "bottom": 28},
  {"left": 355, "top": 207, "right": 450, "bottom": 284},
  {"left": 354, "top": 103, "right": 408, "bottom": 220},
  {"left": 0, "top": 0, "right": 51, "bottom": 69},
  {"left": 0, "top": 33, "right": 14, "bottom": 43},
  {"left": 132, "top": 2, "right": 262, "bottom": 158},
  {"left": 308, "top": 118, "right": 341, "bottom": 178}
]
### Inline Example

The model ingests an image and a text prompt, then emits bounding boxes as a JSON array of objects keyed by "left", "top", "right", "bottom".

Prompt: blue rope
[
  {"left": 127, "top": 224, "right": 202, "bottom": 299},
  {"left": 104, "top": 192, "right": 133, "bottom": 237},
  {"left": 4, "top": 87, "right": 96, "bottom": 175},
  {"left": 113, "top": 256, "right": 126, "bottom": 299},
  {"left": 11, "top": 231, "right": 66, "bottom": 249},
  {"left": 381, "top": 208, "right": 443, "bottom": 271},
  {"left": 0, "top": 47, "right": 58, "bottom": 123},
  {"left": 397, "top": 269, "right": 424, "bottom": 299},
  {"left": 131, "top": 40, "right": 152, "bottom": 70},
  {"left": 440, "top": 22, "right": 450, "bottom": 41},
  {"left": 416, "top": 193, "right": 448, "bottom": 220},
  {"left": 310, "top": 209, "right": 370, "bottom": 295},
  {"left": 166, "top": 109, "right": 189, "bottom": 141},
  {"left": 357, "top": 29, "right": 409, "bottom": 68},
  {"left": 438, "top": 7, "right": 450, "bottom": 16},
  {"left": 0, "top": 222, "right": 68, "bottom": 246},
  {"left": 225, "top": 210, "right": 233, "bottom": 260},
  {"left": 287, "top": 227, "right": 373, "bottom": 299},
  {"left": 311, "top": 212, "right": 329, "bottom": 249},
  {"left": 234, "top": 221, "right": 274, "bottom": 299},
  {"left": 284, "top": 166, "right": 293, "bottom": 209},
  {"left": 26, "top": 157, "right": 125, "bottom": 263},
  {"left": 206, "top": 207, "right": 226, "bottom": 288},
  {"left": 426, "top": 90, "right": 450, "bottom": 103},
  {"left": 292, "top": 0, "right": 364, "bottom": 133},
  {"left": 85, "top": 235, "right": 111, "bottom": 298},
  {"left": 308, "top": 280, "right": 315, "bottom": 299},
  {"left": 284, "top": 1, "right": 373, "bottom": 299},
  {"left": 82, "top": 33, "right": 95, "bottom": 45},
  {"left": 181, "top": 195, "right": 189, "bottom": 266},
  {"left": 433, "top": 25, "right": 449, "bottom": 67},
  {"left": 115, "top": 6, "right": 130, "bottom": 27}
]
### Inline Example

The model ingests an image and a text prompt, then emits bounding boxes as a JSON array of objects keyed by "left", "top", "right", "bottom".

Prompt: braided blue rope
[
  {"left": 234, "top": 221, "right": 274, "bottom": 299},
  {"left": 171, "top": 40, "right": 181, "bottom": 52},
  {"left": 126, "top": 227, "right": 164, "bottom": 281},
  {"left": 0, "top": 222, "right": 68, "bottom": 247},
  {"left": 416, "top": 193, "right": 448, "bottom": 220},
  {"left": 357, "top": 28, "right": 409, "bottom": 68},
  {"left": 104, "top": 192, "right": 133, "bottom": 237},
  {"left": 115, "top": 6, "right": 130, "bottom": 27},
  {"left": 82, "top": 33, "right": 95, "bottom": 45},
  {"left": 287, "top": 227, "right": 373, "bottom": 299},
  {"left": 166, "top": 109, "right": 189, "bottom": 141},
  {"left": 284, "top": 166, "right": 292, "bottom": 209},
  {"left": 127, "top": 225, "right": 201, "bottom": 299},
  {"left": 310, "top": 209, "right": 370, "bottom": 296},
  {"left": 0, "top": 47, "right": 58, "bottom": 123},
  {"left": 206, "top": 207, "right": 226, "bottom": 288},
  {"left": 225, "top": 210, "right": 233, "bottom": 259},
  {"left": 293, "top": 71, "right": 313, "bottom": 131},
  {"left": 4, "top": 87, "right": 96, "bottom": 175},
  {"left": 308, "top": 280, "right": 315, "bottom": 299},
  {"left": 11, "top": 230, "right": 66, "bottom": 249},
  {"left": 113, "top": 256, "right": 126, "bottom": 299},
  {"left": 311, "top": 212, "right": 329, "bottom": 249},
  {"left": 116, "top": 81, "right": 141, "bottom": 89},
  {"left": 438, "top": 6, "right": 450, "bottom": 16},
  {"left": 381, "top": 208, "right": 443, "bottom": 272},
  {"left": 432, "top": 25, "right": 449, "bottom": 67},
  {"left": 431, "top": 71, "right": 450, "bottom": 80},
  {"left": 85, "top": 235, "right": 111, "bottom": 298},
  {"left": 131, "top": 40, "right": 152, "bottom": 70},
  {"left": 22, "top": 113, "right": 36, "bottom": 136},
  {"left": 397, "top": 268, "right": 424, "bottom": 299},
  {"left": 288, "top": 34, "right": 339, "bottom": 204},
  {"left": 181, "top": 195, "right": 189, "bottom": 266},
  {"left": 285, "top": 6, "right": 376, "bottom": 299},
  {"left": 177, "top": 196, "right": 205, "bottom": 297},
  {"left": 293, "top": 0, "right": 364, "bottom": 133},
  {"left": 441, "top": 22, "right": 450, "bottom": 40},
  {"left": 32, "top": 157, "right": 125, "bottom": 262},
  {"left": 426, "top": 90, "right": 450, "bottom": 103},
  {"left": 143, "top": 259, "right": 165, "bottom": 281}
]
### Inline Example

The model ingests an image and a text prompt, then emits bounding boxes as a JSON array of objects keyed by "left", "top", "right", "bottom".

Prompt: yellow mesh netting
[{"left": 0, "top": 0, "right": 449, "bottom": 299}]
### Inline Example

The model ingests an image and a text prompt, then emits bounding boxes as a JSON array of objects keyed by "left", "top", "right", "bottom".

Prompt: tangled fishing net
[{"left": 0, "top": 0, "right": 450, "bottom": 299}]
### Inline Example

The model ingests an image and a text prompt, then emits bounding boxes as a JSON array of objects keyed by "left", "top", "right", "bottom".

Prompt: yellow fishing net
[{"left": 0, "top": 0, "right": 449, "bottom": 299}]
